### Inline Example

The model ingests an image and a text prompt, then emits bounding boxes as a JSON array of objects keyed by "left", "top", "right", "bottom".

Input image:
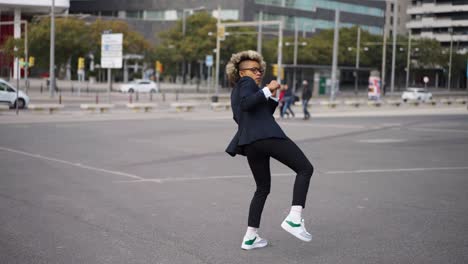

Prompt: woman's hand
[
  {"left": 271, "top": 89, "right": 278, "bottom": 97},
  {"left": 267, "top": 80, "right": 281, "bottom": 93}
]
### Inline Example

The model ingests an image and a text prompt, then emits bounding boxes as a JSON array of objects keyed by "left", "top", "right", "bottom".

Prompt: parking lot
[{"left": 1, "top": 112, "right": 467, "bottom": 264}]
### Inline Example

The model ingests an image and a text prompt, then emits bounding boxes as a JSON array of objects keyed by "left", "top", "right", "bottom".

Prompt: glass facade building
[
  {"left": 70, "top": 0, "right": 386, "bottom": 42},
  {"left": 251, "top": 0, "right": 385, "bottom": 35}
]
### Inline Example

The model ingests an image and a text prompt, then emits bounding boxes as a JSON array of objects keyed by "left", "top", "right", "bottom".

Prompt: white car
[
  {"left": 0, "top": 79, "right": 30, "bottom": 109},
  {"left": 401, "top": 87, "right": 433, "bottom": 102},
  {"left": 119, "top": 80, "right": 159, "bottom": 93}
]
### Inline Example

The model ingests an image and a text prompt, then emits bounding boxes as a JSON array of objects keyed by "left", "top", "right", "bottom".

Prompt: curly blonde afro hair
[{"left": 225, "top": 50, "right": 266, "bottom": 86}]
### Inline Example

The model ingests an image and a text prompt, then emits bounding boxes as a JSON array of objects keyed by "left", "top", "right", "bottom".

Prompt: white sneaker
[
  {"left": 241, "top": 234, "right": 268, "bottom": 250},
  {"left": 281, "top": 217, "right": 312, "bottom": 242}
]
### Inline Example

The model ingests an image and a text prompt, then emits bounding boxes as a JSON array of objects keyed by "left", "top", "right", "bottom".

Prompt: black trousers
[{"left": 244, "top": 137, "right": 314, "bottom": 228}]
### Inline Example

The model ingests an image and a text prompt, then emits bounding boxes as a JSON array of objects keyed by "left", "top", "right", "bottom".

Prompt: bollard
[
  {"left": 129, "top": 93, "right": 133, "bottom": 104},
  {"left": 86, "top": 83, "right": 89, "bottom": 94},
  {"left": 59, "top": 92, "right": 62, "bottom": 104},
  {"left": 136, "top": 92, "right": 139, "bottom": 102},
  {"left": 71, "top": 84, "right": 74, "bottom": 94},
  {"left": 176, "top": 91, "right": 179, "bottom": 101},
  {"left": 150, "top": 92, "right": 153, "bottom": 102},
  {"left": 95, "top": 93, "right": 99, "bottom": 104},
  {"left": 162, "top": 92, "right": 166, "bottom": 102},
  {"left": 40, "top": 84, "right": 43, "bottom": 93}
]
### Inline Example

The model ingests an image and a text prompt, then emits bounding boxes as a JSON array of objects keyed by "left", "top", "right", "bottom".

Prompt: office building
[{"left": 70, "top": 0, "right": 387, "bottom": 43}]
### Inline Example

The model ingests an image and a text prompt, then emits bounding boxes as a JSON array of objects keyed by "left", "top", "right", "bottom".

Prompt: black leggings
[{"left": 244, "top": 137, "right": 314, "bottom": 228}]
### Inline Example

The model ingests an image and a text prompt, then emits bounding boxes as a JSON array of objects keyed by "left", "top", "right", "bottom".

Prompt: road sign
[
  {"left": 205, "top": 55, "right": 213, "bottom": 67},
  {"left": 101, "top": 33, "right": 123, "bottom": 68}
]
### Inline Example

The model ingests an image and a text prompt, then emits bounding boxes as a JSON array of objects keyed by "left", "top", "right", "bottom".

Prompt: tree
[
  {"left": 2, "top": 17, "right": 152, "bottom": 78},
  {"left": 88, "top": 19, "right": 152, "bottom": 62},
  {"left": 155, "top": 12, "right": 217, "bottom": 78},
  {"left": 25, "top": 17, "right": 92, "bottom": 71}
]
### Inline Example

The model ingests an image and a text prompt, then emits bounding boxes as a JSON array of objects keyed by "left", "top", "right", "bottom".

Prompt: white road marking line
[
  {"left": 282, "top": 123, "right": 366, "bottom": 129},
  {"left": 325, "top": 166, "right": 468, "bottom": 174},
  {"left": 114, "top": 173, "right": 293, "bottom": 183},
  {"left": 409, "top": 127, "right": 468, "bottom": 134},
  {"left": 0, "top": 146, "right": 144, "bottom": 180},
  {"left": 115, "top": 166, "right": 468, "bottom": 184},
  {"left": 2, "top": 145, "right": 467, "bottom": 184},
  {"left": 358, "top": 139, "right": 407, "bottom": 143}
]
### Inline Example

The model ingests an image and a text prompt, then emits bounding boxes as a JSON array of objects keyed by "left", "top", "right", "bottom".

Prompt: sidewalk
[
  {"left": 1, "top": 101, "right": 466, "bottom": 124},
  {"left": 15, "top": 78, "right": 468, "bottom": 97}
]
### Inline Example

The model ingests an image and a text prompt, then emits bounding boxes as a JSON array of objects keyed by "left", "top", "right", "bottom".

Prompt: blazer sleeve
[
  {"left": 267, "top": 98, "right": 278, "bottom": 114},
  {"left": 239, "top": 77, "right": 268, "bottom": 112}
]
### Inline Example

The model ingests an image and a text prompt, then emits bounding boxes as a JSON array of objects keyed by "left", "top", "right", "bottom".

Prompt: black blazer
[{"left": 226, "top": 76, "right": 287, "bottom": 157}]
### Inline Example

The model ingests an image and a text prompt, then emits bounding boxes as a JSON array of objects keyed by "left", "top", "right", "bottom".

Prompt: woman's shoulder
[{"left": 237, "top": 76, "right": 256, "bottom": 85}]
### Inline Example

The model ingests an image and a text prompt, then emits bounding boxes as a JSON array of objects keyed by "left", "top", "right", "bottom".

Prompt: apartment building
[{"left": 407, "top": 0, "right": 468, "bottom": 51}]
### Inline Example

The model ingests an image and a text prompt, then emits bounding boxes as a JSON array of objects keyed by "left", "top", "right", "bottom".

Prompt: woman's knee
[{"left": 301, "top": 163, "right": 314, "bottom": 179}]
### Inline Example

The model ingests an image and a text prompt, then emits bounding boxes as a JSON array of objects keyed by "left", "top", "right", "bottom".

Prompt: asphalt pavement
[{"left": 0, "top": 108, "right": 467, "bottom": 264}]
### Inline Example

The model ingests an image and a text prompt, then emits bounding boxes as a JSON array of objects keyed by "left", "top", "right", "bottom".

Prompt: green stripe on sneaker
[
  {"left": 244, "top": 237, "right": 256, "bottom": 245},
  {"left": 286, "top": 220, "right": 301, "bottom": 228}
]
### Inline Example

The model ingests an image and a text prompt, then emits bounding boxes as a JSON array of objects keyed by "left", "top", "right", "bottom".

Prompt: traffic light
[
  {"left": 272, "top": 64, "right": 278, "bottom": 77},
  {"left": 29, "top": 56, "right": 35, "bottom": 67},
  {"left": 155, "top": 60, "right": 163, "bottom": 73},
  {"left": 272, "top": 64, "right": 284, "bottom": 79},
  {"left": 217, "top": 25, "right": 225, "bottom": 41},
  {"left": 78, "top": 57, "right": 85, "bottom": 69}
]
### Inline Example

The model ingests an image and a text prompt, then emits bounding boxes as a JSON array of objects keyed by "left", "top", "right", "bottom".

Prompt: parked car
[
  {"left": 401, "top": 87, "right": 433, "bottom": 102},
  {"left": 119, "top": 80, "right": 159, "bottom": 93},
  {"left": 0, "top": 79, "right": 30, "bottom": 109}
]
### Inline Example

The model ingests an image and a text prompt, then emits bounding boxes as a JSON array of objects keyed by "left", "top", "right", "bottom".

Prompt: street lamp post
[
  {"left": 182, "top": 6, "right": 205, "bottom": 84},
  {"left": 14, "top": 46, "right": 19, "bottom": 115},
  {"left": 448, "top": 27, "right": 453, "bottom": 91},
  {"left": 302, "top": 22, "right": 315, "bottom": 38},
  {"left": 405, "top": 30, "right": 412, "bottom": 89},
  {"left": 50, "top": 0, "right": 56, "bottom": 98},
  {"left": 293, "top": 20, "right": 299, "bottom": 92},
  {"left": 390, "top": 0, "right": 398, "bottom": 94},
  {"left": 257, "top": 11, "right": 263, "bottom": 54},
  {"left": 214, "top": 6, "right": 221, "bottom": 99},
  {"left": 330, "top": 9, "right": 340, "bottom": 101},
  {"left": 285, "top": 21, "right": 307, "bottom": 93},
  {"left": 355, "top": 27, "right": 361, "bottom": 95}
]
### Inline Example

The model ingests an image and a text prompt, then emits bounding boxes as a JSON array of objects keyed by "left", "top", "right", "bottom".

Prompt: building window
[
  {"left": 255, "top": 0, "right": 384, "bottom": 17},
  {"left": 127, "top": 10, "right": 143, "bottom": 19},
  {"left": 100, "top": 10, "right": 118, "bottom": 17},
  {"left": 256, "top": 12, "right": 383, "bottom": 35},
  {"left": 212, "top": 9, "right": 239, "bottom": 20},
  {"left": 145, "top": 11, "right": 165, "bottom": 20},
  {"left": 144, "top": 10, "right": 178, "bottom": 21}
]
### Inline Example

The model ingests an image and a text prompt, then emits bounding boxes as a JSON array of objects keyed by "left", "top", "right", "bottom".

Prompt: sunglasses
[{"left": 239, "top": 67, "right": 264, "bottom": 75}]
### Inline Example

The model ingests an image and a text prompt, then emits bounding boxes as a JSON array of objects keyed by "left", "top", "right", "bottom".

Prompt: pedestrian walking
[
  {"left": 279, "top": 84, "right": 294, "bottom": 118},
  {"left": 281, "top": 84, "right": 295, "bottom": 118},
  {"left": 301, "top": 80, "right": 312, "bottom": 120},
  {"left": 225, "top": 50, "right": 315, "bottom": 250}
]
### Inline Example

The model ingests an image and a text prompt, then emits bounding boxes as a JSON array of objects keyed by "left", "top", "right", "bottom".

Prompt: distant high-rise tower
[
  {"left": 407, "top": 0, "right": 468, "bottom": 52},
  {"left": 384, "top": 0, "right": 411, "bottom": 37}
]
